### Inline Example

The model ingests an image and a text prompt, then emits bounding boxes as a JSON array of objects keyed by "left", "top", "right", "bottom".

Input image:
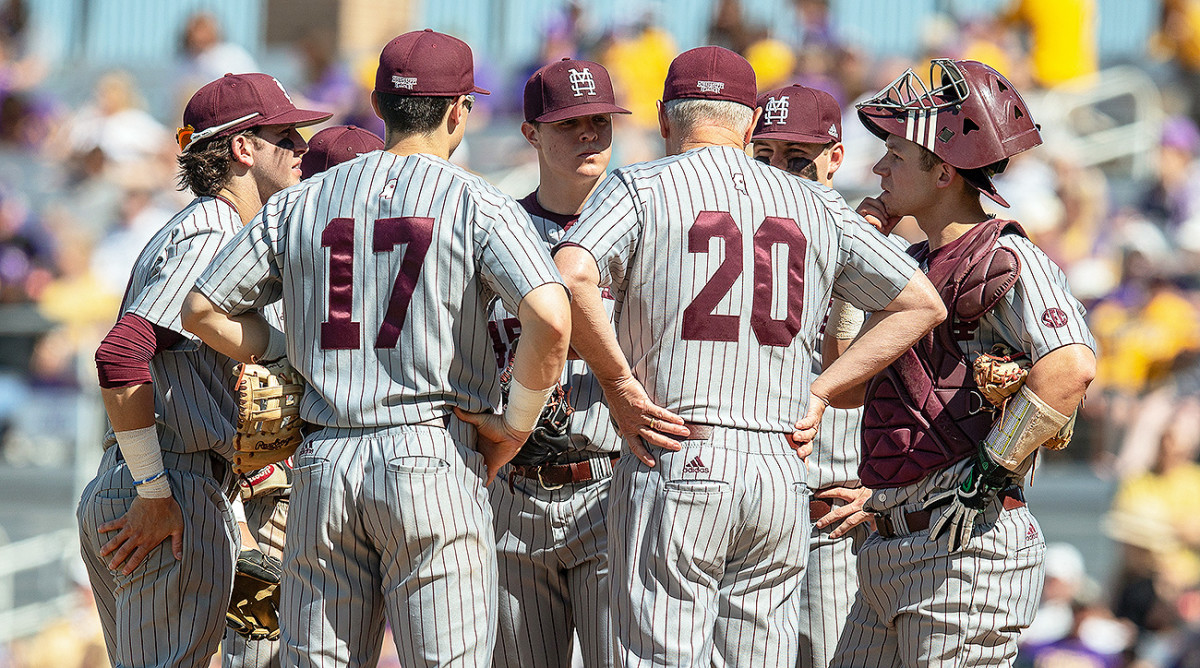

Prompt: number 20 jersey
[
  {"left": 558, "top": 146, "right": 918, "bottom": 433},
  {"left": 195, "top": 151, "right": 565, "bottom": 428}
]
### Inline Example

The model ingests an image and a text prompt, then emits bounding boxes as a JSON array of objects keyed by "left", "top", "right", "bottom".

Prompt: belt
[
  {"left": 509, "top": 453, "right": 620, "bottom": 490},
  {"left": 875, "top": 486, "right": 1026, "bottom": 540},
  {"left": 809, "top": 484, "right": 863, "bottom": 518},
  {"left": 663, "top": 423, "right": 715, "bottom": 442}
]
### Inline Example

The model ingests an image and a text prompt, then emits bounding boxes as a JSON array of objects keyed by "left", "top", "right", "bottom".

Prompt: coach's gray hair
[{"left": 664, "top": 98, "right": 754, "bottom": 136}]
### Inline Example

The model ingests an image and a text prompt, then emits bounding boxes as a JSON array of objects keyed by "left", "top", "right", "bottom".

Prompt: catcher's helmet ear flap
[{"left": 856, "top": 59, "right": 1042, "bottom": 207}]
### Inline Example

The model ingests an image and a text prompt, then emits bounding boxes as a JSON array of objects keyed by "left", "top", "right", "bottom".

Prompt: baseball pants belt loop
[
  {"left": 509, "top": 453, "right": 621, "bottom": 490},
  {"left": 874, "top": 486, "right": 1027, "bottom": 539}
]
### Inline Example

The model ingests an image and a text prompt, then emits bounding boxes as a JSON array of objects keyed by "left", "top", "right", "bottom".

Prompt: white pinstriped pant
[
  {"left": 491, "top": 464, "right": 614, "bottom": 668},
  {"left": 828, "top": 499, "right": 1046, "bottom": 668},
  {"left": 280, "top": 420, "right": 497, "bottom": 667},
  {"left": 77, "top": 447, "right": 238, "bottom": 668},
  {"left": 797, "top": 520, "right": 868, "bottom": 668},
  {"left": 223, "top": 492, "right": 289, "bottom": 668},
  {"left": 608, "top": 428, "right": 811, "bottom": 668}
]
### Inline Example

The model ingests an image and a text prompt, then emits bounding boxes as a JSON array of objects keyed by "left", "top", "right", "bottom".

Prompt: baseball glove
[
  {"left": 233, "top": 359, "right": 306, "bottom": 475},
  {"left": 499, "top": 353, "right": 574, "bottom": 467},
  {"left": 972, "top": 344, "right": 1032, "bottom": 408},
  {"left": 226, "top": 548, "right": 282, "bottom": 641},
  {"left": 238, "top": 461, "right": 293, "bottom": 502}
]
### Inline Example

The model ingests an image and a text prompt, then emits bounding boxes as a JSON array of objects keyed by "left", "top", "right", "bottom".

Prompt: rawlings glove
[
  {"left": 925, "top": 450, "right": 1013, "bottom": 552},
  {"left": 238, "top": 461, "right": 293, "bottom": 502},
  {"left": 498, "top": 352, "right": 574, "bottom": 467},
  {"left": 972, "top": 344, "right": 1032, "bottom": 408},
  {"left": 226, "top": 548, "right": 282, "bottom": 641},
  {"left": 232, "top": 359, "right": 306, "bottom": 475}
]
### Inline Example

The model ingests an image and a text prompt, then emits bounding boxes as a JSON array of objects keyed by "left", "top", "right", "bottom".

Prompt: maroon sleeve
[{"left": 95, "top": 313, "right": 184, "bottom": 389}]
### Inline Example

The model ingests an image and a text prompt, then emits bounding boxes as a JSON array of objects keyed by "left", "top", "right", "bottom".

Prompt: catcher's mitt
[
  {"left": 972, "top": 344, "right": 1032, "bottom": 408},
  {"left": 499, "top": 353, "right": 574, "bottom": 467},
  {"left": 226, "top": 548, "right": 282, "bottom": 641},
  {"left": 233, "top": 359, "right": 306, "bottom": 475}
]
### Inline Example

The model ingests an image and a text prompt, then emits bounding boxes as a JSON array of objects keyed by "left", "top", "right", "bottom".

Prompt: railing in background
[{"left": 0, "top": 528, "right": 80, "bottom": 645}]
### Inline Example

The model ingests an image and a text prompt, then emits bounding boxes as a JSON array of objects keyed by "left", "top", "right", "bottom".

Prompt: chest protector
[{"left": 859, "top": 218, "right": 1026, "bottom": 488}]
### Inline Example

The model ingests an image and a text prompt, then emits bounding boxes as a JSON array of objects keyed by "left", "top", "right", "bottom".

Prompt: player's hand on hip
[
  {"left": 454, "top": 408, "right": 530, "bottom": 485},
  {"left": 814, "top": 486, "right": 874, "bottom": 539},
  {"left": 790, "top": 392, "right": 827, "bottom": 458},
  {"left": 98, "top": 495, "right": 184, "bottom": 575},
  {"left": 603, "top": 374, "right": 688, "bottom": 467},
  {"left": 856, "top": 196, "right": 902, "bottom": 235}
]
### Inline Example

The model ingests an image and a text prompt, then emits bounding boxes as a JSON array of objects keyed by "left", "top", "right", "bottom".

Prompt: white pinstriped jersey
[
  {"left": 560, "top": 146, "right": 918, "bottom": 432},
  {"left": 196, "top": 151, "right": 565, "bottom": 428},
  {"left": 488, "top": 192, "right": 619, "bottom": 454},
  {"left": 118, "top": 195, "right": 272, "bottom": 459}
]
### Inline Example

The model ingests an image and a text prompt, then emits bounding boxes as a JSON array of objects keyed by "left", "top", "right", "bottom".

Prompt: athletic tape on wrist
[
  {"left": 262, "top": 326, "right": 287, "bottom": 362},
  {"left": 828, "top": 298, "right": 866, "bottom": 340},
  {"left": 503, "top": 377, "right": 554, "bottom": 433},
  {"left": 231, "top": 496, "right": 247, "bottom": 524},
  {"left": 982, "top": 384, "right": 1070, "bottom": 472},
  {"left": 116, "top": 425, "right": 172, "bottom": 498}
]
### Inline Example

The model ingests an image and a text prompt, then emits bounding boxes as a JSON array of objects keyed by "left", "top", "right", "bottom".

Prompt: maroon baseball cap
[
  {"left": 524, "top": 58, "right": 630, "bottom": 123},
  {"left": 299, "top": 125, "right": 385, "bottom": 179},
  {"left": 662, "top": 46, "right": 757, "bottom": 108},
  {"left": 753, "top": 83, "right": 843, "bottom": 144},
  {"left": 375, "top": 29, "right": 490, "bottom": 97},
  {"left": 178, "top": 73, "right": 331, "bottom": 152}
]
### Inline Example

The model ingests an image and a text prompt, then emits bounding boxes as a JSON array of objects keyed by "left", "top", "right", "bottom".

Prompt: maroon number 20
[
  {"left": 320, "top": 216, "right": 435, "bottom": 350},
  {"left": 681, "top": 211, "right": 807, "bottom": 347}
]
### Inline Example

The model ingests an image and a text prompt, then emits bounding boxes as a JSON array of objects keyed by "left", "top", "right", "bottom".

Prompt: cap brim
[
  {"left": 260, "top": 108, "right": 334, "bottom": 129},
  {"left": 533, "top": 102, "right": 632, "bottom": 123},
  {"left": 752, "top": 129, "right": 838, "bottom": 144},
  {"left": 472, "top": 86, "right": 491, "bottom": 95}
]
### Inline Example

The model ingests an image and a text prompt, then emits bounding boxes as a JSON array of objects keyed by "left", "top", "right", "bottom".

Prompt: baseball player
[
  {"left": 553, "top": 46, "right": 946, "bottom": 668},
  {"left": 181, "top": 29, "right": 572, "bottom": 668},
  {"left": 752, "top": 83, "right": 873, "bottom": 668},
  {"left": 77, "top": 73, "right": 328, "bottom": 668},
  {"left": 488, "top": 58, "right": 630, "bottom": 668},
  {"left": 224, "top": 123, "right": 383, "bottom": 668},
  {"left": 827, "top": 59, "right": 1098, "bottom": 667}
]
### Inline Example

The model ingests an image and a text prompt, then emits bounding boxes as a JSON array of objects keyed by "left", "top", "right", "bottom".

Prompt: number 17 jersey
[
  {"left": 196, "top": 151, "right": 565, "bottom": 428},
  {"left": 558, "top": 146, "right": 917, "bottom": 432}
]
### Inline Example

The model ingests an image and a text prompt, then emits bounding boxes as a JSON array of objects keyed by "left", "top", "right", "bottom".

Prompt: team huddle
[{"left": 75, "top": 27, "right": 1097, "bottom": 668}]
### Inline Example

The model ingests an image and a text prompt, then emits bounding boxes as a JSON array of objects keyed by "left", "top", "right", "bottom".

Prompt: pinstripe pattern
[
  {"left": 488, "top": 194, "right": 617, "bottom": 668},
  {"left": 77, "top": 446, "right": 238, "bottom": 668},
  {"left": 280, "top": 419, "right": 496, "bottom": 667},
  {"left": 560, "top": 146, "right": 918, "bottom": 432},
  {"left": 830, "top": 226, "right": 1095, "bottom": 667},
  {"left": 798, "top": 523, "right": 867, "bottom": 668},
  {"left": 122, "top": 196, "right": 245, "bottom": 460},
  {"left": 196, "top": 151, "right": 565, "bottom": 428},
  {"left": 488, "top": 194, "right": 619, "bottom": 455},
  {"left": 491, "top": 473, "right": 612, "bottom": 668},
  {"left": 608, "top": 429, "right": 811, "bottom": 667},
  {"left": 223, "top": 493, "right": 289, "bottom": 668}
]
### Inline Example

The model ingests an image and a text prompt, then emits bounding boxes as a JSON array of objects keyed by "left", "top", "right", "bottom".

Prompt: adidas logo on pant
[{"left": 682, "top": 455, "right": 710, "bottom": 475}]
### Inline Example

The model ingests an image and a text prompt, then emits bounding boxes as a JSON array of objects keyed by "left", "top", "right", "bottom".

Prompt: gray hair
[{"left": 663, "top": 98, "right": 754, "bottom": 136}]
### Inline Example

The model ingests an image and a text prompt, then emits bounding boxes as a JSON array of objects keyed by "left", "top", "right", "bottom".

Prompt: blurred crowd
[{"left": 4, "top": 0, "right": 1200, "bottom": 665}]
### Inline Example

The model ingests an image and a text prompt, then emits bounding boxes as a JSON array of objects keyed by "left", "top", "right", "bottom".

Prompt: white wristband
[
  {"left": 828, "top": 298, "right": 867, "bottom": 340},
  {"left": 231, "top": 496, "right": 247, "bottom": 524},
  {"left": 503, "top": 377, "right": 555, "bottom": 433},
  {"left": 262, "top": 326, "right": 288, "bottom": 362},
  {"left": 116, "top": 425, "right": 171, "bottom": 499}
]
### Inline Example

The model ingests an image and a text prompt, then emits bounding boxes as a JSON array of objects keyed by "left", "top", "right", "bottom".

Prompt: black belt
[{"left": 875, "top": 486, "right": 1026, "bottom": 539}]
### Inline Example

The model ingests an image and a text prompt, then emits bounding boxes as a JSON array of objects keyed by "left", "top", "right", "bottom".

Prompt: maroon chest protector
[{"left": 859, "top": 218, "right": 1026, "bottom": 489}]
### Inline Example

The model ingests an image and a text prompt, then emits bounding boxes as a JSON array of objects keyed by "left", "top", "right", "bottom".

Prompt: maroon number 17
[{"left": 320, "top": 216, "right": 435, "bottom": 350}]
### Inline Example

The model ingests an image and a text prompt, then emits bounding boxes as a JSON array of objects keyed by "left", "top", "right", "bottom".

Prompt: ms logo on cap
[
  {"left": 763, "top": 95, "right": 789, "bottom": 125},
  {"left": 568, "top": 68, "right": 596, "bottom": 97}
]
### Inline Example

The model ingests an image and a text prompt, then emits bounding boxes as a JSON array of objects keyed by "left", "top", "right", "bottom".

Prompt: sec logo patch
[{"left": 1041, "top": 307, "right": 1068, "bottom": 328}]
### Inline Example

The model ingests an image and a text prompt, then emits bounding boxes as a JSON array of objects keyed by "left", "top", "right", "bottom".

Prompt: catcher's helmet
[{"left": 856, "top": 59, "right": 1041, "bottom": 207}]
